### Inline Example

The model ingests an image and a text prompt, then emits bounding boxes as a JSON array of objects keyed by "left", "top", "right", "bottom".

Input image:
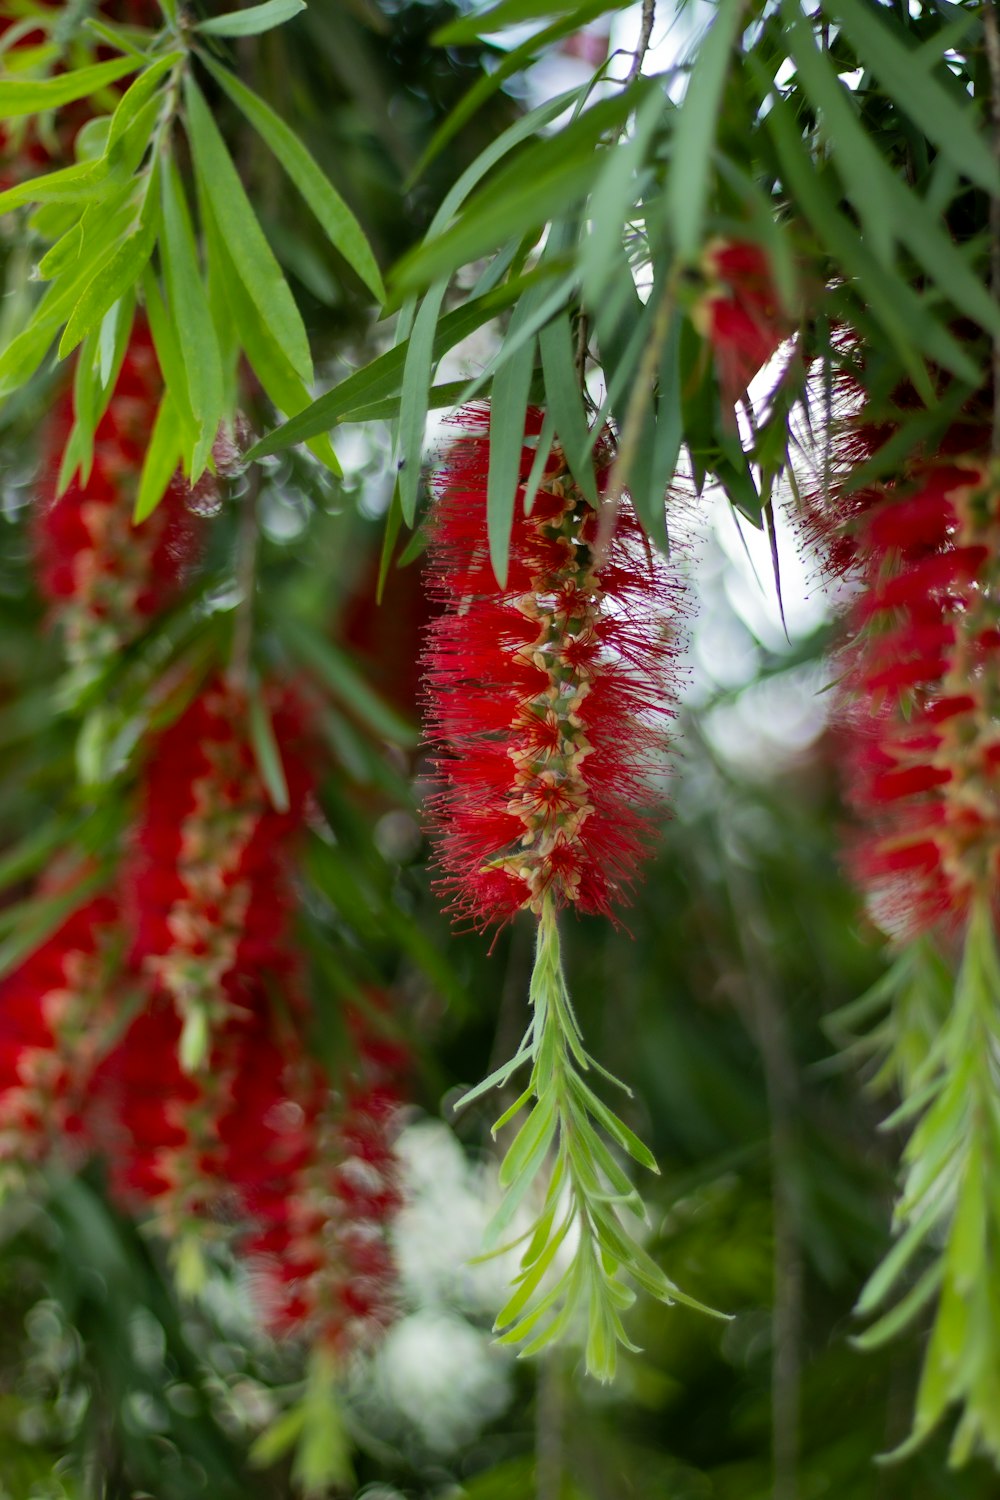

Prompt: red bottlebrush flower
[
  {"left": 34, "top": 321, "right": 202, "bottom": 669},
  {"left": 827, "top": 451, "right": 1000, "bottom": 937},
  {"left": 92, "top": 989, "right": 276, "bottom": 1241},
  {"left": 693, "top": 239, "right": 788, "bottom": 407},
  {"left": 0, "top": 891, "right": 120, "bottom": 1181},
  {"left": 421, "top": 406, "right": 687, "bottom": 927},
  {"left": 126, "top": 675, "right": 313, "bottom": 1054},
  {"left": 222, "top": 1003, "right": 406, "bottom": 1354}
]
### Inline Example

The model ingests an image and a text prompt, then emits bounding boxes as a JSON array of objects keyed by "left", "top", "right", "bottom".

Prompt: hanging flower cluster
[
  {"left": 227, "top": 1007, "right": 405, "bottom": 1352},
  {"left": 127, "top": 676, "right": 313, "bottom": 1051},
  {"left": 421, "top": 406, "right": 711, "bottom": 1378},
  {"left": 423, "top": 405, "right": 686, "bottom": 927},
  {"left": 0, "top": 303, "right": 405, "bottom": 1362},
  {"left": 0, "top": 891, "right": 120, "bottom": 1184},
  {"left": 34, "top": 320, "right": 200, "bottom": 670},
  {"left": 838, "top": 454, "right": 1000, "bottom": 938},
  {"left": 692, "top": 239, "right": 788, "bottom": 407},
  {"left": 810, "top": 382, "right": 1000, "bottom": 1461}
]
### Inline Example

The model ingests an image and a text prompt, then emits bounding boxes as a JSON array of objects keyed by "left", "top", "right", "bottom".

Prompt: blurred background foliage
[{"left": 0, "top": 0, "right": 996, "bottom": 1496}]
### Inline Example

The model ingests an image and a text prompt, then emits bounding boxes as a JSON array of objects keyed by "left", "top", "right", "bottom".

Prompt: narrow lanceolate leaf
[
  {"left": 199, "top": 56, "right": 384, "bottom": 302},
  {"left": 58, "top": 177, "right": 160, "bottom": 358},
  {"left": 392, "top": 88, "right": 644, "bottom": 296},
  {"left": 827, "top": 0, "right": 1000, "bottom": 197},
  {"left": 580, "top": 86, "right": 665, "bottom": 306},
  {"left": 397, "top": 282, "right": 449, "bottom": 525},
  {"left": 134, "top": 392, "right": 183, "bottom": 522},
  {"left": 666, "top": 0, "right": 745, "bottom": 259},
  {"left": 201, "top": 194, "right": 340, "bottom": 472},
  {"left": 487, "top": 323, "right": 536, "bottom": 586},
  {"left": 184, "top": 77, "right": 313, "bottom": 385},
  {"left": 538, "top": 309, "right": 596, "bottom": 505},
  {"left": 432, "top": 0, "right": 630, "bottom": 44},
  {"left": 160, "top": 162, "right": 225, "bottom": 477},
  {"left": 0, "top": 56, "right": 141, "bottom": 118},
  {"left": 106, "top": 52, "right": 181, "bottom": 153},
  {"left": 246, "top": 275, "right": 536, "bottom": 459},
  {"left": 195, "top": 0, "right": 306, "bottom": 37},
  {"left": 278, "top": 616, "right": 418, "bottom": 745},
  {"left": 411, "top": 13, "right": 603, "bottom": 181},
  {"left": 249, "top": 690, "right": 291, "bottom": 814}
]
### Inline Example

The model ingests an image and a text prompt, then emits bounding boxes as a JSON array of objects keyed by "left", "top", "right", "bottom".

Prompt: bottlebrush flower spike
[
  {"left": 813, "top": 406, "right": 1000, "bottom": 1462},
  {"left": 0, "top": 891, "right": 120, "bottom": 1185},
  {"left": 422, "top": 405, "right": 686, "bottom": 927},
  {"left": 34, "top": 321, "right": 202, "bottom": 673},
  {"left": 421, "top": 407, "right": 718, "bottom": 1378},
  {"left": 224, "top": 1004, "right": 405, "bottom": 1354},
  {"left": 833, "top": 453, "right": 999, "bottom": 939},
  {"left": 692, "top": 239, "right": 787, "bottom": 408},
  {"left": 126, "top": 675, "right": 313, "bottom": 1069}
]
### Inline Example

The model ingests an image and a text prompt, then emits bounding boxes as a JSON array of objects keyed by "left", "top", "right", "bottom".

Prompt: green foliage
[
  {"left": 848, "top": 905, "right": 1000, "bottom": 1467},
  {"left": 0, "top": 0, "right": 383, "bottom": 510},
  {"left": 460, "top": 897, "right": 723, "bottom": 1380}
]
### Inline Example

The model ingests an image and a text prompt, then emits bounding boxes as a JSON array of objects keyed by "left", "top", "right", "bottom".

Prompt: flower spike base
[{"left": 460, "top": 895, "right": 723, "bottom": 1381}]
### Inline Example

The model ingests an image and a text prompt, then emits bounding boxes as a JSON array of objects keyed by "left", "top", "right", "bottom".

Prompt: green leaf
[
  {"left": 277, "top": 616, "right": 418, "bottom": 746},
  {"left": 392, "top": 88, "right": 644, "bottom": 296},
  {"left": 246, "top": 274, "right": 538, "bottom": 458},
  {"left": 580, "top": 85, "right": 665, "bottom": 306},
  {"left": 757, "top": 69, "right": 977, "bottom": 394},
  {"left": 411, "top": 12, "right": 604, "bottom": 181},
  {"left": 487, "top": 320, "right": 537, "bottom": 586},
  {"left": 433, "top": 0, "right": 629, "bottom": 43},
  {"left": 397, "top": 282, "right": 449, "bottom": 525},
  {"left": 106, "top": 52, "right": 181, "bottom": 153},
  {"left": 666, "top": 0, "right": 744, "bottom": 259},
  {"left": 184, "top": 76, "right": 313, "bottom": 386},
  {"left": 196, "top": 0, "right": 306, "bottom": 37},
  {"left": 201, "top": 196, "right": 340, "bottom": 471},
  {"left": 538, "top": 308, "right": 596, "bottom": 504},
  {"left": 828, "top": 0, "right": 1000, "bottom": 196},
  {"left": 141, "top": 267, "right": 197, "bottom": 439},
  {"left": 249, "top": 689, "right": 291, "bottom": 814},
  {"left": 134, "top": 392, "right": 184, "bottom": 522},
  {"left": 58, "top": 174, "right": 159, "bottom": 358},
  {"left": 0, "top": 55, "right": 141, "bottom": 118},
  {"left": 0, "top": 159, "right": 106, "bottom": 217},
  {"left": 160, "top": 160, "right": 225, "bottom": 476},
  {"left": 199, "top": 56, "right": 383, "bottom": 302}
]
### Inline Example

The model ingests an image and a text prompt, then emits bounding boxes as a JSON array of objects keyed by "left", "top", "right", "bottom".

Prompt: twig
[
  {"left": 625, "top": 0, "right": 657, "bottom": 86},
  {"left": 983, "top": 0, "right": 1000, "bottom": 456}
]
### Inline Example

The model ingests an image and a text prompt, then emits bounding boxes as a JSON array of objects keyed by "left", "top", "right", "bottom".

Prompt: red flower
[
  {"left": 126, "top": 675, "right": 314, "bottom": 1051},
  {"left": 220, "top": 1003, "right": 406, "bottom": 1353},
  {"left": 827, "top": 449, "right": 1000, "bottom": 936},
  {"left": 0, "top": 892, "right": 120, "bottom": 1181},
  {"left": 421, "top": 406, "right": 687, "bottom": 927},
  {"left": 693, "top": 240, "right": 787, "bottom": 407},
  {"left": 35, "top": 321, "right": 202, "bottom": 669}
]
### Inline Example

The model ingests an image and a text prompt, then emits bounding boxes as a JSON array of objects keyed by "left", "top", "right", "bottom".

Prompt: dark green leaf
[
  {"left": 195, "top": 0, "right": 306, "bottom": 36},
  {"left": 538, "top": 308, "right": 596, "bottom": 504},
  {"left": 487, "top": 321, "right": 537, "bottom": 586},
  {"left": 160, "top": 161, "right": 225, "bottom": 476},
  {"left": 249, "top": 690, "right": 291, "bottom": 814},
  {"left": 0, "top": 56, "right": 141, "bottom": 118},
  {"left": 200, "top": 55, "right": 385, "bottom": 302},
  {"left": 184, "top": 77, "right": 313, "bottom": 385},
  {"left": 828, "top": 0, "right": 1000, "bottom": 195},
  {"left": 666, "top": 0, "right": 744, "bottom": 259}
]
